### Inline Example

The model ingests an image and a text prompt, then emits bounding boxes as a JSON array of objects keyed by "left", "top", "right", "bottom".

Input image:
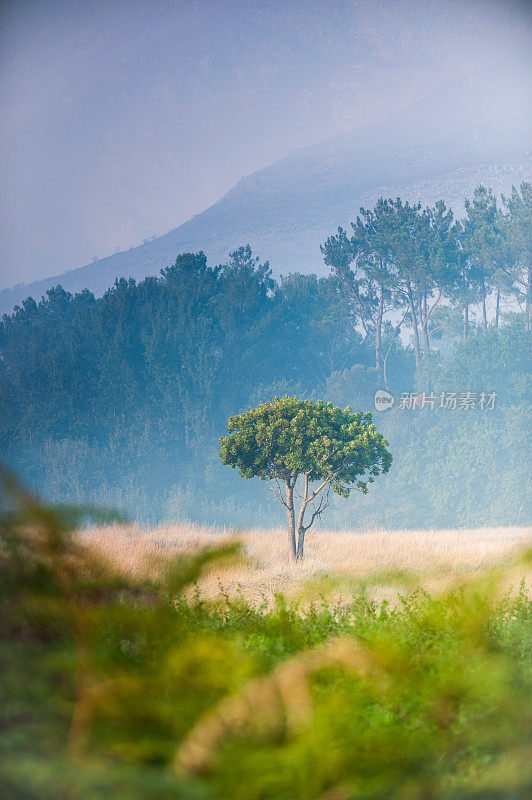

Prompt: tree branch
[
  {"left": 427, "top": 321, "right": 446, "bottom": 336},
  {"left": 303, "top": 486, "right": 331, "bottom": 533},
  {"left": 426, "top": 288, "right": 443, "bottom": 320},
  {"left": 266, "top": 478, "right": 287, "bottom": 507},
  {"left": 383, "top": 311, "right": 407, "bottom": 362}
]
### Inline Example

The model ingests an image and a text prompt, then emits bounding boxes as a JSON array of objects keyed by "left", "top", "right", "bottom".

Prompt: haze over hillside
[{"left": 1, "top": 76, "right": 530, "bottom": 315}]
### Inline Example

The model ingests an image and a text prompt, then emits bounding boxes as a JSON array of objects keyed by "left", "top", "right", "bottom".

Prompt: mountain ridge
[{"left": 2, "top": 77, "right": 530, "bottom": 314}]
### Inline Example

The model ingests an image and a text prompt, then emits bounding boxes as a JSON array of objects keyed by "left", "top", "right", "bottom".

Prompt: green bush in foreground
[{"left": 0, "top": 473, "right": 531, "bottom": 800}]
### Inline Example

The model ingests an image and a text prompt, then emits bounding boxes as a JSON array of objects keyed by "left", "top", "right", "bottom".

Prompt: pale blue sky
[{"left": 0, "top": 0, "right": 530, "bottom": 289}]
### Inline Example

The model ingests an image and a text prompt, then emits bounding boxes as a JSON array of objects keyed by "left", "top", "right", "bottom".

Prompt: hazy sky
[{"left": 0, "top": 0, "right": 531, "bottom": 290}]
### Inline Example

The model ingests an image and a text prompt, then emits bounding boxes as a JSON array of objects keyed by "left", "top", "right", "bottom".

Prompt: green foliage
[
  {"left": 0, "top": 184, "right": 530, "bottom": 529},
  {"left": 220, "top": 397, "right": 392, "bottom": 559},
  {"left": 322, "top": 320, "right": 531, "bottom": 530},
  {"left": 1, "top": 480, "right": 531, "bottom": 799},
  {"left": 220, "top": 396, "right": 392, "bottom": 497},
  {"left": 322, "top": 183, "right": 530, "bottom": 381},
  {"left": 322, "top": 196, "right": 461, "bottom": 377},
  {"left": 0, "top": 252, "right": 376, "bottom": 521}
]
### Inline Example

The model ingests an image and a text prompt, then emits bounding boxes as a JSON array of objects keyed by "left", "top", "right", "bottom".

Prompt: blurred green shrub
[{"left": 1, "top": 471, "right": 531, "bottom": 799}]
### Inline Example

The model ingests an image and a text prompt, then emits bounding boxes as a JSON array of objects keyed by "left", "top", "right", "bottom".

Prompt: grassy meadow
[{"left": 83, "top": 521, "right": 532, "bottom": 605}]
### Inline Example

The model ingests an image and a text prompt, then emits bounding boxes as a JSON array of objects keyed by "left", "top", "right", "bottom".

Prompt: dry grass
[{"left": 81, "top": 521, "right": 532, "bottom": 606}]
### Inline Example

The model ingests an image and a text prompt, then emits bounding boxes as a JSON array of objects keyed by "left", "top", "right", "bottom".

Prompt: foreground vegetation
[{"left": 1, "top": 477, "right": 531, "bottom": 799}]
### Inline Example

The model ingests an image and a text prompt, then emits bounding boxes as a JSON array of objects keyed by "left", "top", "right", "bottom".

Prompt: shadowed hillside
[{"left": 1, "top": 76, "right": 530, "bottom": 314}]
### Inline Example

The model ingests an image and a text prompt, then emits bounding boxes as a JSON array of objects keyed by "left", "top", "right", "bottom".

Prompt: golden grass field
[{"left": 83, "top": 521, "right": 532, "bottom": 605}]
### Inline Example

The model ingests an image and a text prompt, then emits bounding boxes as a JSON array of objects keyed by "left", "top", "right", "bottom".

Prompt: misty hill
[{"left": 1, "top": 76, "right": 530, "bottom": 315}]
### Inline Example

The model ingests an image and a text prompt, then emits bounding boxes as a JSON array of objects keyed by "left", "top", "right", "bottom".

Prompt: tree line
[
  {"left": 322, "top": 183, "right": 531, "bottom": 385},
  {"left": 0, "top": 247, "right": 376, "bottom": 503},
  {"left": 0, "top": 184, "right": 530, "bottom": 525}
]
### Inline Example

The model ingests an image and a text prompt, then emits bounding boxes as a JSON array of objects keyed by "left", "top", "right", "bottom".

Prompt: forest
[{"left": 0, "top": 183, "right": 530, "bottom": 528}]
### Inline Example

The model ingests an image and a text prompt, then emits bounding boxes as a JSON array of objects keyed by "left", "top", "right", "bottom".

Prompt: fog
[{"left": 1, "top": 0, "right": 531, "bottom": 290}]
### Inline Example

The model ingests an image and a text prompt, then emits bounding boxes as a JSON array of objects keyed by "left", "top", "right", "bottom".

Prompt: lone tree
[{"left": 219, "top": 396, "right": 392, "bottom": 560}]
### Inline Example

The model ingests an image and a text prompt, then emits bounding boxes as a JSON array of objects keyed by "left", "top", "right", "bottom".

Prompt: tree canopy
[
  {"left": 220, "top": 396, "right": 392, "bottom": 559},
  {"left": 322, "top": 183, "right": 531, "bottom": 388}
]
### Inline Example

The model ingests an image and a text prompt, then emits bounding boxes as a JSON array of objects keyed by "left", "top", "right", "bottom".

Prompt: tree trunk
[
  {"left": 295, "top": 474, "right": 309, "bottom": 561},
  {"left": 382, "top": 314, "right": 405, "bottom": 391},
  {"left": 481, "top": 283, "right": 488, "bottom": 331},
  {"left": 495, "top": 287, "right": 500, "bottom": 329},
  {"left": 285, "top": 481, "right": 296, "bottom": 559},
  {"left": 407, "top": 284, "right": 421, "bottom": 368},
  {"left": 527, "top": 263, "right": 531, "bottom": 333},
  {"left": 421, "top": 290, "right": 430, "bottom": 356},
  {"left": 296, "top": 528, "right": 305, "bottom": 561},
  {"left": 383, "top": 349, "right": 389, "bottom": 391},
  {"left": 375, "top": 286, "right": 384, "bottom": 372},
  {"left": 421, "top": 321, "right": 430, "bottom": 358},
  {"left": 420, "top": 310, "right": 431, "bottom": 394}
]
